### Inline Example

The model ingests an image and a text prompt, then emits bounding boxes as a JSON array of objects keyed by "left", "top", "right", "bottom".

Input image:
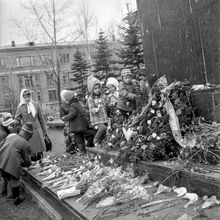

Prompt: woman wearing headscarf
[{"left": 14, "top": 89, "right": 47, "bottom": 160}]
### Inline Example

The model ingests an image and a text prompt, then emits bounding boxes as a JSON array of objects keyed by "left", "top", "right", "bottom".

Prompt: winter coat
[
  {"left": 63, "top": 97, "right": 88, "bottom": 133},
  {"left": 0, "top": 124, "right": 10, "bottom": 144},
  {"left": 87, "top": 94, "right": 109, "bottom": 126},
  {"left": 15, "top": 102, "right": 47, "bottom": 154},
  {"left": 108, "top": 91, "right": 119, "bottom": 106},
  {"left": 60, "top": 102, "right": 69, "bottom": 118},
  {"left": 0, "top": 134, "right": 31, "bottom": 179},
  {"left": 117, "top": 81, "right": 137, "bottom": 112}
]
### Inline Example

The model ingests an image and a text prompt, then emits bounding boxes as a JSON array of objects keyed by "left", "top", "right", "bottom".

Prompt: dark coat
[
  {"left": 63, "top": 97, "right": 88, "bottom": 133},
  {"left": 15, "top": 102, "right": 47, "bottom": 154},
  {"left": 117, "top": 81, "right": 137, "bottom": 112},
  {"left": 0, "top": 134, "right": 31, "bottom": 179},
  {"left": 60, "top": 102, "right": 69, "bottom": 118},
  {"left": 0, "top": 124, "right": 10, "bottom": 144}
]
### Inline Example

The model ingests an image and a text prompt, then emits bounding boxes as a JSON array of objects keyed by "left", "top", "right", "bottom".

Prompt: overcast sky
[{"left": 0, "top": 0, "right": 137, "bottom": 46}]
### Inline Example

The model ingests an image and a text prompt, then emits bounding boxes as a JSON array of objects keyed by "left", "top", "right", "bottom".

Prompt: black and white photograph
[{"left": 0, "top": 0, "right": 220, "bottom": 219}]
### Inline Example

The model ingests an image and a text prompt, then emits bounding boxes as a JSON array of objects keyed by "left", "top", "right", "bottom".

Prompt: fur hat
[
  {"left": 106, "top": 77, "right": 119, "bottom": 90},
  {"left": 21, "top": 122, "right": 34, "bottom": 134},
  {"left": 121, "top": 68, "right": 132, "bottom": 77},
  {"left": 2, "top": 114, "right": 14, "bottom": 127},
  {"left": 87, "top": 75, "right": 101, "bottom": 93},
  {"left": 60, "top": 90, "right": 76, "bottom": 103}
]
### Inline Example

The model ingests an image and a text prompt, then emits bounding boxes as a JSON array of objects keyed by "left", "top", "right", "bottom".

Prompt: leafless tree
[
  {"left": 13, "top": 0, "right": 80, "bottom": 108},
  {"left": 75, "top": 0, "right": 97, "bottom": 70}
]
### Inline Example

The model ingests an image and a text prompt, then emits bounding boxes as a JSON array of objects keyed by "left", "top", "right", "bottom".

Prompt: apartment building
[{"left": 0, "top": 41, "right": 95, "bottom": 115}]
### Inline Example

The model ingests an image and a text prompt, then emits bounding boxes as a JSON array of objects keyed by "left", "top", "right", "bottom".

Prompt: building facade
[
  {"left": 0, "top": 41, "right": 95, "bottom": 115},
  {"left": 0, "top": 40, "right": 121, "bottom": 116}
]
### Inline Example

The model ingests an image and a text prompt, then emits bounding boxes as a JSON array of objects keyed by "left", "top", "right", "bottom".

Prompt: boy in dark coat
[
  {"left": 61, "top": 90, "right": 93, "bottom": 154},
  {"left": 0, "top": 122, "right": 33, "bottom": 205}
]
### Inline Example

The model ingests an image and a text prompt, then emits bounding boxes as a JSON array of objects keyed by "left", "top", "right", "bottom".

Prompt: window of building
[
  {"left": 62, "top": 71, "right": 69, "bottom": 83},
  {"left": 35, "top": 74, "right": 40, "bottom": 83},
  {"left": 37, "top": 91, "right": 41, "bottom": 101},
  {"left": 24, "top": 75, "right": 30, "bottom": 87},
  {"left": 48, "top": 90, "right": 57, "bottom": 101},
  {"left": 23, "top": 75, "right": 34, "bottom": 88},
  {"left": 60, "top": 53, "right": 69, "bottom": 64},
  {"left": 29, "top": 75, "right": 34, "bottom": 87},
  {"left": 1, "top": 77, "right": 9, "bottom": 93},
  {"left": 46, "top": 73, "right": 56, "bottom": 86},
  {"left": 18, "top": 76, "right": 23, "bottom": 88},
  {"left": 3, "top": 95, "right": 11, "bottom": 108},
  {"left": 0, "top": 58, "right": 6, "bottom": 68},
  {"left": 16, "top": 56, "right": 35, "bottom": 67},
  {"left": 41, "top": 54, "right": 53, "bottom": 65}
]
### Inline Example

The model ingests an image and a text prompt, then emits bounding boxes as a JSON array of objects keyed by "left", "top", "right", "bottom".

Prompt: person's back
[{"left": 0, "top": 134, "right": 31, "bottom": 179}]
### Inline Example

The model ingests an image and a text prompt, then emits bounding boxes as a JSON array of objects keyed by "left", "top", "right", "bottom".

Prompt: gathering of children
[
  {"left": 60, "top": 68, "right": 141, "bottom": 153},
  {"left": 0, "top": 68, "right": 146, "bottom": 206}
]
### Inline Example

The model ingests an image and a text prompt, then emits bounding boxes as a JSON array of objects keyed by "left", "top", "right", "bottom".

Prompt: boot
[
  {"left": 78, "top": 143, "right": 86, "bottom": 155},
  {"left": 12, "top": 187, "right": 25, "bottom": 205},
  {"left": 0, "top": 178, "right": 7, "bottom": 196}
]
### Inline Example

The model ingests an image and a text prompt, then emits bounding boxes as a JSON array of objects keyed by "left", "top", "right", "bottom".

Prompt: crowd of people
[
  {"left": 0, "top": 68, "right": 150, "bottom": 206},
  {"left": 0, "top": 88, "right": 48, "bottom": 205},
  {"left": 61, "top": 68, "right": 148, "bottom": 153}
]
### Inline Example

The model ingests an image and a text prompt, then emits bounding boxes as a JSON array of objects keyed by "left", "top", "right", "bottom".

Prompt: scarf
[{"left": 18, "top": 89, "right": 36, "bottom": 117}]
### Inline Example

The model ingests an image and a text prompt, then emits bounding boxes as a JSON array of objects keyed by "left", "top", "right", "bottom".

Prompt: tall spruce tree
[
  {"left": 93, "top": 30, "right": 112, "bottom": 81},
  {"left": 71, "top": 49, "right": 89, "bottom": 93},
  {"left": 119, "top": 11, "right": 144, "bottom": 77}
]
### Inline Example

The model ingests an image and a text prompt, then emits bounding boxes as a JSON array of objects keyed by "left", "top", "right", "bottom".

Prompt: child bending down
[{"left": 87, "top": 76, "right": 109, "bottom": 147}]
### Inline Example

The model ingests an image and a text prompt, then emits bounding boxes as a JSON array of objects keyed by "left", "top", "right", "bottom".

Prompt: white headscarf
[{"left": 18, "top": 89, "right": 36, "bottom": 117}]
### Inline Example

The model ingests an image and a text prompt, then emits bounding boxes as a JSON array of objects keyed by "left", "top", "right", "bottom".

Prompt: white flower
[
  {"left": 152, "top": 100, "right": 157, "bottom": 106},
  {"left": 152, "top": 133, "right": 157, "bottom": 138},
  {"left": 147, "top": 120, "right": 151, "bottom": 125},
  {"left": 156, "top": 136, "right": 161, "bottom": 140},
  {"left": 150, "top": 109, "right": 155, "bottom": 114}
]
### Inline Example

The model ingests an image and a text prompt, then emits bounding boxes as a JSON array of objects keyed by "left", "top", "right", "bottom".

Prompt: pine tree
[
  {"left": 71, "top": 49, "right": 89, "bottom": 93},
  {"left": 93, "top": 30, "right": 112, "bottom": 81},
  {"left": 119, "top": 11, "right": 144, "bottom": 77}
]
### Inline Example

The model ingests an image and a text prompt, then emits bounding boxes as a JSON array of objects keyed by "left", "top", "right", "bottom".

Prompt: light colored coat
[{"left": 15, "top": 102, "right": 47, "bottom": 154}]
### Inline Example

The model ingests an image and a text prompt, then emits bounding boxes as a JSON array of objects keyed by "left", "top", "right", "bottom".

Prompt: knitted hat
[
  {"left": 121, "top": 69, "right": 132, "bottom": 77},
  {"left": 87, "top": 75, "right": 101, "bottom": 93},
  {"left": 2, "top": 114, "right": 14, "bottom": 127},
  {"left": 21, "top": 122, "right": 34, "bottom": 134},
  {"left": 106, "top": 77, "right": 119, "bottom": 90},
  {"left": 60, "top": 90, "right": 76, "bottom": 103}
]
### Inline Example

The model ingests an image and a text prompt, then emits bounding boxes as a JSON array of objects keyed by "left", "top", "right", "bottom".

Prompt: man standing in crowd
[{"left": 0, "top": 122, "right": 33, "bottom": 205}]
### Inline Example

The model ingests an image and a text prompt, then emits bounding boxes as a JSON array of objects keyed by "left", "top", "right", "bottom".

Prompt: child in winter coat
[
  {"left": 117, "top": 68, "right": 137, "bottom": 119},
  {"left": 87, "top": 76, "right": 109, "bottom": 147},
  {"left": 106, "top": 77, "right": 119, "bottom": 106},
  {"left": 61, "top": 90, "right": 92, "bottom": 154},
  {"left": 106, "top": 77, "right": 119, "bottom": 126},
  {"left": 60, "top": 90, "right": 76, "bottom": 153}
]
